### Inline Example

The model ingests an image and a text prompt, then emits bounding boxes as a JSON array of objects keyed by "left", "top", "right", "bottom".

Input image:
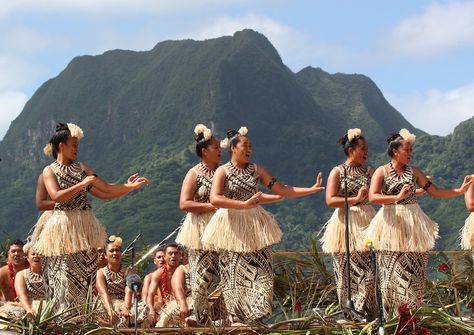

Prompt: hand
[
  {"left": 148, "top": 310, "right": 157, "bottom": 324},
  {"left": 81, "top": 175, "right": 97, "bottom": 188},
  {"left": 127, "top": 173, "right": 140, "bottom": 183},
  {"left": 312, "top": 172, "right": 325, "bottom": 193},
  {"left": 108, "top": 310, "right": 119, "bottom": 325},
  {"left": 127, "top": 176, "right": 150, "bottom": 190},
  {"left": 457, "top": 175, "right": 474, "bottom": 193},
  {"left": 356, "top": 186, "right": 369, "bottom": 202},
  {"left": 397, "top": 184, "right": 412, "bottom": 201},
  {"left": 244, "top": 192, "right": 262, "bottom": 208},
  {"left": 178, "top": 302, "right": 189, "bottom": 319},
  {"left": 121, "top": 306, "right": 131, "bottom": 318}
]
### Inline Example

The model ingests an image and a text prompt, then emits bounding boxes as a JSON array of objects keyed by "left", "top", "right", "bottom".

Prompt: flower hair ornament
[
  {"left": 194, "top": 124, "right": 212, "bottom": 141},
  {"left": 347, "top": 128, "right": 362, "bottom": 141},
  {"left": 220, "top": 126, "right": 249, "bottom": 148},
  {"left": 43, "top": 122, "right": 84, "bottom": 156},
  {"left": 107, "top": 235, "right": 123, "bottom": 248},
  {"left": 399, "top": 128, "right": 416, "bottom": 144}
]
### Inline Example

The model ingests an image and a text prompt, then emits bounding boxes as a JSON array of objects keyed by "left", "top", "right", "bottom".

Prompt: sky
[{"left": 1, "top": 0, "right": 473, "bottom": 140}]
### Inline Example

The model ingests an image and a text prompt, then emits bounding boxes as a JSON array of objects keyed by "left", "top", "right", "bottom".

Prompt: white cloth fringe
[
  {"left": 176, "top": 211, "right": 215, "bottom": 249},
  {"left": 461, "top": 212, "right": 474, "bottom": 250},
  {"left": 32, "top": 209, "right": 106, "bottom": 257},
  {"left": 201, "top": 206, "right": 282, "bottom": 253},
  {"left": 365, "top": 203, "right": 438, "bottom": 252},
  {"left": 320, "top": 205, "right": 375, "bottom": 253}
]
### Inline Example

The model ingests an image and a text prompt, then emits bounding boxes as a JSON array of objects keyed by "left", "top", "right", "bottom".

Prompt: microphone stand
[
  {"left": 133, "top": 284, "right": 139, "bottom": 335},
  {"left": 368, "top": 242, "right": 385, "bottom": 334}
]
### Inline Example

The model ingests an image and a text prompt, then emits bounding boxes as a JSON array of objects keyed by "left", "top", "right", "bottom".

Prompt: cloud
[
  {"left": 381, "top": 1, "right": 474, "bottom": 58},
  {"left": 386, "top": 82, "right": 474, "bottom": 136},
  {"left": 0, "top": 91, "right": 28, "bottom": 140}
]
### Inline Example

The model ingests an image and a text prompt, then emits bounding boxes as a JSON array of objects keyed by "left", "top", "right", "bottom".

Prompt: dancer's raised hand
[
  {"left": 244, "top": 192, "right": 262, "bottom": 208},
  {"left": 311, "top": 172, "right": 325, "bottom": 193}
]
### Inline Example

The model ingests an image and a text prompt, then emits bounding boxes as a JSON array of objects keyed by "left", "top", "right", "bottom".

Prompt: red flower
[
  {"left": 418, "top": 327, "right": 430, "bottom": 335},
  {"left": 294, "top": 299, "right": 302, "bottom": 313},
  {"left": 437, "top": 263, "right": 449, "bottom": 272},
  {"left": 398, "top": 303, "right": 409, "bottom": 315}
]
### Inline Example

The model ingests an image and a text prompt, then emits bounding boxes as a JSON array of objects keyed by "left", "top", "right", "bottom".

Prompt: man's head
[
  {"left": 163, "top": 243, "right": 179, "bottom": 268},
  {"left": 7, "top": 240, "right": 25, "bottom": 267}
]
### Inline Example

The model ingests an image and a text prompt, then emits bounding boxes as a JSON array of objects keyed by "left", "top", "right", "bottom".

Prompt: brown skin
[
  {"left": 172, "top": 264, "right": 190, "bottom": 319},
  {"left": 146, "top": 246, "right": 180, "bottom": 323},
  {"left": 141, "top": 250, "right": 165, "bottom": 303},
  {"left": 180, "top": 138, "right": 221, "bottom": 214},
  {"left": 36, "top": 174, "right": 55, "bottom": 211},
  {"left": 369, "top": 141, "right": 473, "bottom": 204},
  {"left": 465, "top": 177, "right": 474, "bottom": 212},
  {"left": 0, "top": 244, "right": 27, "bottom": 301},
  {"left": 210, "top": 136, "right": 324, "bottom": 209},
  {"left": 15, "top": 250, "right": 42, "bottom": 315},
  {"left": 42, "top": 136, "right": 149, "bottom": 205},
  {"left": 97, "top": 247, "right": 108, "bottom": 269},
  {"left": 326, "top": 138, "right": 372, "bottom": 208}
]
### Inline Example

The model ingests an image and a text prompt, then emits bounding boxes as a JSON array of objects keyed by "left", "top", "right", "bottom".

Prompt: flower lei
[
  {"left": 161, "top": 264, "right": 168, "bottom": 306},
  {"left": 7, "top": 261, "right": 17, "bottom": 301}
]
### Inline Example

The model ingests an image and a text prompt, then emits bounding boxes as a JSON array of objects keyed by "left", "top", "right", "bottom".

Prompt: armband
[
  {"left": 422, "top": 180, "right": 432, "bottom": 191},
  {"left": 267, "top": 177, "right": 277, "bottom": 189}
]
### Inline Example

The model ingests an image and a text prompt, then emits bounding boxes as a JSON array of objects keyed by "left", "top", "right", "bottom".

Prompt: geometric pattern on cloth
[
  {"left": 377, "top": 251, "right": 428, "bottom": 317},
  {"left": 24, "top": 268, "right": 46, "bottom": 300},
  {"left": 223, "top": 162, "right": 259, "bottom": 201},
  {"left": 101, "top": 267, "right": 126, "bottom": 300},
  {"left": 43, "top": 249, "right": 98, "bottom": 322},
  {"left": 382, "top": 164, "right": 417, "bottom": 205},
  {"left": 188, "top": 249, "right": 226, "bottom": 323},
  {"left": 219, "top": 248, "right": 273, "bottom": 322},
  {"left": 332, "top": 251, "right": 376, "bottom": 318},
  {"left": 335, "top": 164, "right": 371, "bottom": 205}
]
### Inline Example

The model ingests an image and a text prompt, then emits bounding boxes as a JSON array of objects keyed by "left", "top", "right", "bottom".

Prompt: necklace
[
  {"left": 228, "top": 161, "right": 253, "bottom": 175},
  {"left": 198, "top": 162, "right": 216, "bottom": 177},
  {"left": 342, "top": 163, "right": 366, "bottom": 175},
  {"left": 389, "top": 161, "right": 408, "bottom": 178},
  {"left": 53, "top": 160, "right": 81, "bottom": 174}
]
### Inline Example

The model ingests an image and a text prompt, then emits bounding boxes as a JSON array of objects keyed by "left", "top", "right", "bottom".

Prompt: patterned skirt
[
  {"left": 188, "top": 249, "right": 226, "bottom": 323},
  {"left": 461, "top": 212, "right": 474, "bottom": 250},
  {"left": 43, "top": 249, "right": 98, "bottom": 322},
  {"left": 377, "top": 251, "right": 428, "bottom": 316},
  {"left": 156, "top": 296, "right": 193, "bottom": 327},
  {"left": 219, "top": 247, "right": 273, "bottom": 322},
  {"left": 332, "top": 251, "right": 375, "bottom": 318}
]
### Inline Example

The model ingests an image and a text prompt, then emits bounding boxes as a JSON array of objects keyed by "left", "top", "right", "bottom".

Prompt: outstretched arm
[
  {"left": 466, "top": 179, "right": 474, "bottom": 212},
  {"left": 413, "top": 168, "right": 473, "bottom": 198}
]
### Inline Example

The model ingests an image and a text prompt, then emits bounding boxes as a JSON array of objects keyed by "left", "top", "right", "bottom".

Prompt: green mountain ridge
[{"left": 0, "top": 29, "right": 471, "bottom": 251}]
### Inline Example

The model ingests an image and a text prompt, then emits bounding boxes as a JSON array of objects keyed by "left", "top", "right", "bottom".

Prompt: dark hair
[
  {"left": 8, "top": 239, "right": 25, "bottom": 251},
  {"left": 164, "top": 243, "right": 179, "bottom": 253},
  {"left": 195, "top": 132, "right": 214, "bottom": 157},
  {"left": 226, "top": 129, "right": 242, "bottom": 153},
  {"left": 386, "top": 133, "right": 404, "bottom": 157},
  {"left": 154, "top": 247, "right": 165, "bottom": 257},
  {"left": 337, "top": 133, "right": 366, "bottom": 156},
  {"left": 48, "top": 123, "right": 71, "bottom": 159}
]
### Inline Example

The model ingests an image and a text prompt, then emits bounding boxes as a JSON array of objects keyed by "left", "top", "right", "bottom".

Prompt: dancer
[
  {"left": 201, "top": 126, "right": 324, "bottom": 323},
  {"left": 365, "top": 129, "right": 472, "bottom": 315},
  {"left": 461, "top": 174, "right": 474, "bottom": 250},
  {"left": 32, "top": 122, "right": 148, "bottom": 321},
  {"left": 175, "top": 123, "right": 224, "bottom": 323},
  {"left": 14, "top": 243, "right": 45, "bottom": 315},
  {"left": 320, "top": 128, "right": 375, "bottom": 318}
]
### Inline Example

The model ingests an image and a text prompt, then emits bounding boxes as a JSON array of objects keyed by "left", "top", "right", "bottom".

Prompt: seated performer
[
  {"left": 14, "top": 243, "right": 45, "bottom": 315},
  {"left": 141, "top": 249, "right": 165, "bottom": 303},
  {"left": 146, "top": 244, "right": 180, "bottom": 324},
  {"left": 0, "top": 240, "right": 27, "bottom": 301},
  {"left": 97, "top": 246, "right": 108, "bottom": 269}
]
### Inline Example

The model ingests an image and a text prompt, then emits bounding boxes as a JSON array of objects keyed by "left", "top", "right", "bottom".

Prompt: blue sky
[{"left": 1, "top": 0, "right": 473, "bottom": 139}]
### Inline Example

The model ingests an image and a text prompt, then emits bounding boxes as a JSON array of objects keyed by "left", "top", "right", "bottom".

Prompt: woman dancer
[
  {"left": 32, "top": 123, "right": 148, "bottom": 321},
  {"left": 365, "top": 129, "right": 472, "bottom": 315},
  {"left": 175, "top": 124, "right": 224, "bottom": 323},
  {"left": 321, "top": 128, "right": 375, "bottom": 318},
  {"left": 201, "top": 127, "right": 324, "bottom": 323},
  {"left": 461, "top": 175, "right": 474, "bottom": 250}
]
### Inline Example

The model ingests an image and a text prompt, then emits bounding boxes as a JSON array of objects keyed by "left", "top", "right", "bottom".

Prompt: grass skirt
[
  {"left": 321, "top": 205, "right": 375, "bottom": 253},
  {"left": 176, "top": 211, "right": 215, "bottom": 249},
  {"left": 201, "top": 206, "right": 282, "bottom": 253},
  {"left": 32, "top": 209, "right": 106, "bottom": 257},
  {"left": 365, "top": 203, "right": 438, "bottom": 252},
  {"left": 461, "top": 212, "right": 474, "bottom": 250},
  {"left": 332, "top": 252, "right": 375, "bottom": 318}
]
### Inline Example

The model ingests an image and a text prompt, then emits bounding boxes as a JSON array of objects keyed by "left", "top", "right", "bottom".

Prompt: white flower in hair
[
  {"left": 203, "top": 128, "right": 212, "bottom": 141},
  {"left": 43, "top": 143, "right": 53, "bottom": 156},
  {"left": 238, "top": 126, "right": 248, "bottom": 136},
  {"left": 220, "top": 138, "right": 229, "bottom": 149},
  {"left": 67, "top": 123, "right": 84, "bottom": 140},
  {"left": 399, "top": 128, "right": 416, "bottom": 143},
  {"left": 347, "top": 128, "right": 362, "bottom": 141},
  {"left": 194, "top": 123, "right": 212, "bottom": 141}
]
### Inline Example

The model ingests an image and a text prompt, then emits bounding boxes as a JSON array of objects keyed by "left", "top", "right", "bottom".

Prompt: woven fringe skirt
[
  {"left": 156, "top": 296, "right": 194, "bottom": 327},
  {"left": 365, "top": 203, "right": 438, "bottom": 252},
  {"left": 461, "top": 212, "right": 474, "bottom": 250},
  {"left": 201, "top": 206, "right": 282, "bottom": 253},
  {"left": 32, "top": 209, "right": 106, "bottom": 257},
  {"left": 43, "top": 249, "right": 98, "bottom": 322},
  {"left": 219, "top": 247, "right": 273, "bottom": 322},
  {"left": 321, "top": 205, "right": 376, "bottom": 253},
  {"left": 188, "top": 249, "right": 226, "bottom": 323},
  {"left": 332, "top": 251, "right": 376, "bottom": 318},
  {"left": 176, "top": 211, "right": 215, "bottom": 249},
  {"left": 377, "top": 251, "right": 428, "bottom": 317}
]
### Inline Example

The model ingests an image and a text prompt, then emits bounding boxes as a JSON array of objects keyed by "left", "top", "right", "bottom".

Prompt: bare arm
[
  {"left": 96, "top": 270, "right": 116, "bottom": 322},
  {"left": 121, "top": 286, "right": 132, "bottom": 317},
  {"left": 14, "top": 271, "right": 34, "bottom": 315},
  {"left": 36, "top": 174, "right": 55, "bottom": 211},
  {"left": 325, "top": 168, "right": 368, "bottom": 208},
  {"left": 210, "top": 167, "right": 261, "bottom": 209},
  {"left": 413, "top": 168, "right": 473, "bottom": 198},
  {"left": 146, "top": 270, "right": 164, "bottom": 323},
  {"left": 171, "top": 266, "right": 189, "bottom": 319},
  {"left": 466, "top": 180, "right": 474, "bottom": 212},
  {"left": 368, "top": 166, "right": 412, "bottom": 205},
  {"left": 43, "top": 166, "right": 95, "bottom": 203},
  {"left": 141, "top": 274, "right": 151, "bottom": 303},
  {"left": 179, "top": 168, "right": 215, "bottom": 213},
  {"left": 258, "top": 165, "right": 324, "bottom": 198}
]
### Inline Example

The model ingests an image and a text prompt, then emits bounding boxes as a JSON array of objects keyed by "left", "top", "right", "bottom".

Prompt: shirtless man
[
  {"left": 141, "top": 248, "right": 165, "bottom": 302},
  {"left": 0, "top": 240, "right": 27, "bottom": 301}
]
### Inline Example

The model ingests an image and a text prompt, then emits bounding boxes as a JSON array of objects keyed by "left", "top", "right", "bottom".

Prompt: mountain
[{"left": 0, "top": 29, "right": 468, "bottom": 251}]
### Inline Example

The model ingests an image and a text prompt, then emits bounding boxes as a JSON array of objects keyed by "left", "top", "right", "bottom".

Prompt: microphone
[
  {"left": 123, "top": 233, "right": 142, "bottom": 254},
  {"left": 126, "top": 274, "right": 142, "bottom": 293},
  {"left": 364, "top": 239, "right": 376, "bottom": 252}
]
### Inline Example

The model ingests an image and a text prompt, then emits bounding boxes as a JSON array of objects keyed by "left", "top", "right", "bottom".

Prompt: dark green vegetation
[{"left": 0, "top": 30, "right": 471, "bottom": 251}]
